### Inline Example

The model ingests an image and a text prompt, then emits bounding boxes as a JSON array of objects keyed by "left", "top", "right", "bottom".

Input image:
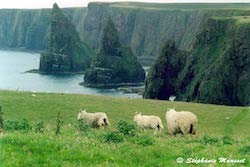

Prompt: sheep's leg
[
  {"left": 189, "top": 124, "right": 193, "bottom": 134},
  {"left": 157, "top": 124, "right": 162, "bottom": 132},
  {"left": 180, "top": 126, "right": 188, "bottom": 135},
  {"left": 154, "top": 129, "right": 157, "bottom": 135}
]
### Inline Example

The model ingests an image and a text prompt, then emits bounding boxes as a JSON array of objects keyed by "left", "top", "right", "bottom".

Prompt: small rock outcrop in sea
[
  {"left": 143, "top": 40, "right": 187, "bottom": 100},
  {"left": 144, "top": 17, "right": 250, "bottom": 106},
  {"left": 84, "top": 17, "right": 145, "bottom": 87},
  {"left": 39, "top": 3, "right": 94, "bottom": 74}
]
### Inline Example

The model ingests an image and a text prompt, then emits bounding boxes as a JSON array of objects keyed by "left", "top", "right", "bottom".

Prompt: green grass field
[{"left": 0, "top": 90, "right": 249, "bottom": 166}]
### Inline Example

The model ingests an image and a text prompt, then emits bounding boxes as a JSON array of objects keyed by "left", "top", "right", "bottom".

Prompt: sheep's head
[
  {"left": 77, "top": 109, "right": 86, "bottom": 120},
  {"left": 134, "top": 112, "right": 141, "bottom": 116},
  {"left": 166, "top": 108, "right": 176, "bottom": 118},
  {"left": 81, "top": 109, "right": 86, "bottom": 113},
  {"left": 167, "top": 108, "right": 176, "bottom": 113},
  {"left": 134, "top": 112, "right": 141, "bottom": 121}
]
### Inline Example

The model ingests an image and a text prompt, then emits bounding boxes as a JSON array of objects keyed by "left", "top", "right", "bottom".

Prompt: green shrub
[
  {"left": 103, "top": 131, "right": 123, "bottom": 143},
  {"left": 55, "top": 112, "right": 63, "bottom": 135},
  {"left": 132, "top": 135, "right": 155, "bottom": 146},
  {"left": 76, "top": 119, "right": 90, "bottom": 132},
  {"left": 4, "top": 119, "right": 32, "bottom": 133},
  {"left": 4, "top": 120, "right": 18, "bottom": 131},
  {"left": 35, "top": 121, "right": 45, "bottom": 133},
  {"left": 18, "top": 119, "right": 33, "bottom": 133},
  {"left": 0, "top": 106, "right": 3, "bottom": 130},
  {"left": 117, "top": 120, "right": 136, "bottom": 136},
  {"left": 202, "top": 135, "right": 220, "bottom": 145},
  {"left": 239, "top": 146, "right": 250, "bottom": 154},
  {"left": 222, "top": 136, "right": 234, "bottom": 145}
]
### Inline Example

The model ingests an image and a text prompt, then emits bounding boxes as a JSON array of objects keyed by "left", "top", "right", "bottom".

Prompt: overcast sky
[{"left": 0, "top": 0, "right": 249, "bottom": 9}]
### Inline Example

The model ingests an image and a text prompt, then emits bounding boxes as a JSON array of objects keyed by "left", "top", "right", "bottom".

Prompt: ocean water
[{"left": 0, "top": 50, "right": 142, "bottom": 98}]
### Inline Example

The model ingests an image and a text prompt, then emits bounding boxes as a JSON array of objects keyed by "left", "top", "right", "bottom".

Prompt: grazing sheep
[
  {"left": 77, "top": 110, "right": 110, "bottom": 128},
  {"left": 169, "top": 96, "right": 176, "bottom": 102},
  {"left": 134, "top": 112, "right": 164, "bottom": 134},
  {"left": 166, "top": 109, "right": 197, "bottom": 135}
]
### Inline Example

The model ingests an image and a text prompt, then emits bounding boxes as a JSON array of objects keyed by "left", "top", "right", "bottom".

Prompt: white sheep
[
  {"left": 77, "top": 109, "right": 110, "bottom": 128},
  {"left": 169, "top": 96, "right": 176, "bottom": 102},
  {"left": 134, "top": 112, "right": 164, "bottom": 134},
  {"left": 166, "top": 108, "right": 198, "bottom": 135}
]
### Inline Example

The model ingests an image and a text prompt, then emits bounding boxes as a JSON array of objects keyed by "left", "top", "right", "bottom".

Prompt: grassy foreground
[{"left": 0, "top": 90, "right": 249, "bottom": 166}]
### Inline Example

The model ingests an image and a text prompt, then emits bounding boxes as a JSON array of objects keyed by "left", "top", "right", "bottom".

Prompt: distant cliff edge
[{"left": 0, "top": 3, "right": 250, "bottom": 65}]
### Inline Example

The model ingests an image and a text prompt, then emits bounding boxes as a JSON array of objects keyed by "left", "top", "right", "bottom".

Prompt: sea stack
[
  {"left": 84, "top": 17, "right": 145, "bottom": 87},
  {"left": 143, "top": 40, "right": 187, "bottom": 100},
  {"left": 39, "top": 3, "right": 94, "bottom": 74}
]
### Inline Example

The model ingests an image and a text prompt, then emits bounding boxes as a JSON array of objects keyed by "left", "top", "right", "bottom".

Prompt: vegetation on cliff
[
  {"left": 84, "top": 18, "right": 145, "bottom": 87},
  {"left": 184, "top": 17, "right": 250, "bottom": 106},
  {"left": 144, "top": 17, "right": 250, "bottom": 106},
  {"left": 39, "top": 3, "right": 94, "bottom": 73},
  {"left": 143, "top": 41, "right": 187, "bottom": 100},
  {"left": 82, "top": 3, "right": 250, "bottom": 65}
]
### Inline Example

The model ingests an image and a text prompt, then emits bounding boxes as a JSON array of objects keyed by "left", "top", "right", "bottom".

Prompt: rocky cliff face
[
  {"left": 39, "top": 3, "right": 94, "bottom": 73},
  {"left": 187, "top": 17, "right": 250, "bottom": 106},
  {"left": 144, "top": 17, "right": 250, "bottom": 106},
  {"left": 1, "top": 3, "right": 250, "bottom": 65},
  {"left": 84, "top": 18, "right": 145, "bottom": 87},
  {"left": 0, "top": 7, "right": 87, "bottom": 51},
  {"left": 82, "top": 3, "right": 250, "bottom": 65}
]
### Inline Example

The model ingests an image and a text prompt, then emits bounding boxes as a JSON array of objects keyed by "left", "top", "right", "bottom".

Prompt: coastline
[
  {"left": 79, "top": 82, "right": 144, "bottom": 89},
  {"left": 25, "top": 69, "right": 85, "bottom": 75}
]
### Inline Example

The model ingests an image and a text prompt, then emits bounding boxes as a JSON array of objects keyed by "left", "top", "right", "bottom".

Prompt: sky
[{"left": 0, "top": 0, "right": 249, "bottom": 9}]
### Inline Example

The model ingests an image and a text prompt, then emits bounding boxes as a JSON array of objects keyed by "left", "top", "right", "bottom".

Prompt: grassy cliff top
[
  {"left": 212, "top": 16, "right": 250, "bottom": 26},
  {"left": 1, "top": 3, "right": 250, "bottom": 11},
  {"left": 98, "top": 2, "right": 250, "bottom": 11},
  {"left": 234, "top": 16, "right": 250, "bottom": 25}
]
